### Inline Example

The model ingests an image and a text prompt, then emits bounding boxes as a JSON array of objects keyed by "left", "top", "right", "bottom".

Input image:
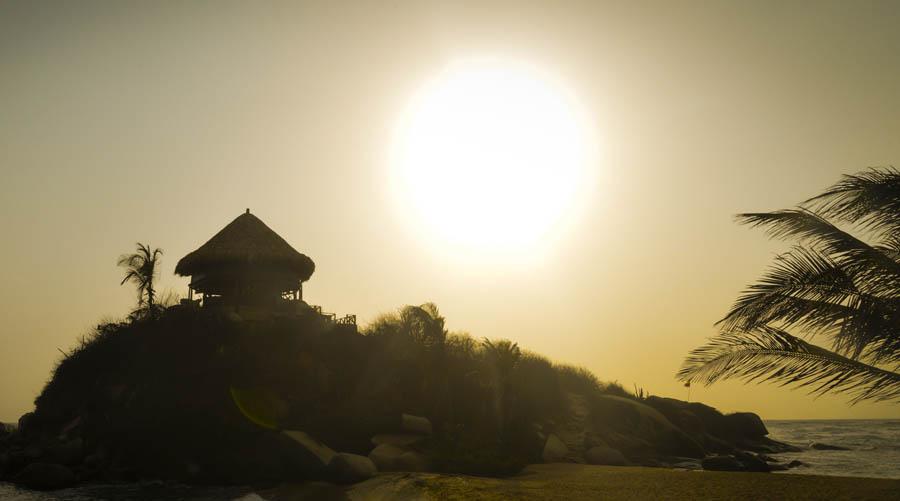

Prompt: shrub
[{"left": 30, "top": 302, "right": 628, "bottom": 479}]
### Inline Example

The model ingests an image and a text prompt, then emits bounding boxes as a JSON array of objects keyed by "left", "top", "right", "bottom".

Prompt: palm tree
[
  {"left": 400, "top": 302, "right": 447, "bottom": 350},
  {"left": 482, "top": 338, "right": 522, "bottom": 432},
  {"left": 679, "top": 168, "right": 900, "bottom": 403},
  {"left": 118, "top": 243, "right": 163, "bottom": 317}
]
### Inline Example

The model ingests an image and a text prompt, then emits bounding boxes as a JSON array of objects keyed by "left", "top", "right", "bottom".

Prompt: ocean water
[
  {"left": 765, "top": 419, "right": 900, "bottom": 480},
  {"left": 2, "top": 419, "right": 898, "bottom": 498}
]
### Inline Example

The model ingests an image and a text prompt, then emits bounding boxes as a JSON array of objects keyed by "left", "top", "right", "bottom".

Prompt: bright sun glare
[{"left": 393, "top": 59, "right": 593, "bottom": 261}]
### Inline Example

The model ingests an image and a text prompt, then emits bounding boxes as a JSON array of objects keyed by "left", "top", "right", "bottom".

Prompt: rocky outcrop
[
  {"left": 701, "top": 455, "right": 744, "bottom": 472},
  {"left": 542, "top": 434, "right": 569, "bottom": 463},
  {"left": 724, "top": 412, "right": 768, "bottom": 438},
  {"left": 368, "top": 443, "right": 429, "bottom": 472},
  {"left": 584, "top": 446, "right": 626, "bottom": 466},
  {"left": 589, "top": 395, "right": 705, "bottom": 460},
  {"left": 701, "top": 453, "right": 771, "bottom": 472},
  {"left": 17, "top": 413, "right": 35, "bottom": 437},
  {"left": 0, "top": 451, "right": 9, "bottom": 477},
  {"left": 369, "top": 443, "right": 406, "bottom": 471},
  {"left": 400, "top": 414, "right": 433, "bottom": 436},
  {"left": 282, "top": 430, "right": 336, "bottom": 477},
  {"left": 810, "top": 442, "right": 850, "bottom": 451},
  {"left": 5, "top": 298, "right": 833, "bottom": 492},
  {"left": 642, "top": 396, "right": 797, "bottom": 455},
  {"left": 14, "top": 462, "right": 76, "bottom": 490},
  {"left": 372, "top": 434, "right": 424, "bottom": 448},
  {"left": 396, "top": 451, "right": 428, "bottom": 472},
  {"left": 328, "top": 453, "right": 377, "bottom": 484},
  {"left": 733, "top": 452, "right": 770, "bottom": 472},
  {"left": 47, "top": 437, "right": 84, "bottom": 466},
  {"left": 667, "top": 458, "right": 702, "bottom": 470},
  {"left": 362, "top": 413, "right": 433, "bottom": 473}
]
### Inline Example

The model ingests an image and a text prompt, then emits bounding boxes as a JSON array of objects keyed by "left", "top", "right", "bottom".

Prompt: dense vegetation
[{"left": 25, "top": 303, "right": 635, "bottom": 481}]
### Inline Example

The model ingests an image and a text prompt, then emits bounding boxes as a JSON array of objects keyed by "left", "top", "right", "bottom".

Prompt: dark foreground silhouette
[
  {"left": 681, "top": 168, "right": 900, "bottom": 403},
  {"left": 1, "top": 303, "right": 804, "bottom": 491}
]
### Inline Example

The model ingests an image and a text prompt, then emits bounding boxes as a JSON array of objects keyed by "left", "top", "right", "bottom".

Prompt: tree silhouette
[
  {"left": 118, "top": 243, "right": 163, "bottom": 318},
  {"left": 482, "top": 338, "right": 522, "bottom": 433},
  {"left": 679, "top": 168, "right": 900, "bottom": 403}
]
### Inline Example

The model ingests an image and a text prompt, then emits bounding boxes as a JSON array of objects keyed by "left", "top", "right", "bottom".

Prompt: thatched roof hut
[{"left": 176, "top": 210, "right": 314, "bottom": 306}]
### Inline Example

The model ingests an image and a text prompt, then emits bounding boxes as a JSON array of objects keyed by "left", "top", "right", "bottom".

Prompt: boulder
[
  {"left": 5, "top": 449, "right": 28, "bottom": 474},
  {"left": 24, "top": 444, "right": 43, "bottom": 460},
  {"left": 14, "top": 462, "right": 76, "bottom": 490},
  {"left": 746, "top": 436, "right": 802, "bottom": 453},
  {"left": 542, "top": 434, "right": 569, "bottom": 463},
  {"left": 59, "top": 416, "right": 82, "bottom": 439},
  {"left": 591, "top": 396, "right": 705, "bottom": 459},
  {"left": 671, "top": 460, "right": 702, "bottom": 470},
  {"left": 769, "top": 459, "right": 807, "bottom": 471},
  {"left": 371, "top": 434, "right": 424, "bottom": 448},
  {"left": 281, "top": 430, "right": 336, "bottom": 476},
  {"left": 369, "top": 443, "right": 406, "bottom": 471},
  {"left": 583, "top": 432, "right": 608, "bottom": 449},
  {"left": 701, "top": 455, "right": 744, "bottom": 472},
  {"left": 734, "top": 451, "right": 770, "bottom": 472},
  {"left": 723, "top": 412, "right": 768, "bottom": 438},
  {"left": 584, "top": 446, "right": 626, "bottom": 466},
  {"left": 396, "top": 451, "right": 429, "bottom": 472},
  {"left": 328, "top": 453, "right": 377, "bottom": 484},
  {"left": 400, "top": 414, "right": 432, "bottom": 435},
  {"left": 83, "top": 449, "right": 108, "bottom": 469},
  {"left": 48, "top": 438, "right": 83, "bottom": 466},
  {"left": 810, "top": 442, "right": 850, "bottom": 451},
  {"left": 17, "top": 413, "right": 35, "bottom": 437},
  {"left": 644, "top": 397, "right": 725, "bottom": 434}
]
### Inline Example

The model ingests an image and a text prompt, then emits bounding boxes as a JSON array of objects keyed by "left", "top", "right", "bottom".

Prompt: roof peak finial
[{"left": 246, "top": 208, "right": 250, "bottom": 214}]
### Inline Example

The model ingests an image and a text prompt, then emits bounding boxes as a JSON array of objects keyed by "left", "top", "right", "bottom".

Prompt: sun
[{"left": 392, "top": 59, "right": 593, "bottom": 261}]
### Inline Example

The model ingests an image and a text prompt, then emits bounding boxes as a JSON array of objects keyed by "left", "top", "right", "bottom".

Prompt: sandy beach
[{"left": 334, "top": 464, "right": 900, "bottom": 501}]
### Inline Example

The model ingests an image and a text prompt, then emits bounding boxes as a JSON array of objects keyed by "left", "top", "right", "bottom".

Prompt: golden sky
[{"left": 2, "top": 1, "right": 899, "bottom": 421}]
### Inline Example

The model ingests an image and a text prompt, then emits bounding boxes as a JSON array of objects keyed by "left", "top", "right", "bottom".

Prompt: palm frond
[
  {"left": 117, "top": 253, "right": 143, "bottom": 269},
  {"left": 835, "top": 296, "right": 900, "bottom": 364},
  {"left": 718, "top": 246, "right": 860, "bottom": 334},
  {"left": 683, "top": 169, "right": 900, "bottom": 403},
  {"left": 677, "top": 327, "right": 900, "bottom": 404},
  {"left": 718, "top": 246, "right": 900, "bottom": 362},
  {"left": 804, "top": 167, "right": 900, "bottom": 233},
  {"left": 119, "top": 269, "right": 140, "bottom": 286},
  {"left": 737, "top": 209, "right": 900, "bottom": 293}
]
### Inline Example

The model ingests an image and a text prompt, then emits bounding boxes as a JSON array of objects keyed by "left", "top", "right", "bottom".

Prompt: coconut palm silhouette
[
  {"left": 680, "top": 168, "right": 900, "bottom": 403},
  {"left": 118, "top": 243, "right": 163, "bottom": 318}
]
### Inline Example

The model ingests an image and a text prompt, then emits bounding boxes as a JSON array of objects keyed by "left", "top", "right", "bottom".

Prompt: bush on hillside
[{"left": 28, "top": 302, "right": 639, "bottom": 480}]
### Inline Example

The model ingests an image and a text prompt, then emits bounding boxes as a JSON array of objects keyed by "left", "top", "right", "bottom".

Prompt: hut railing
[
  {"left": 336, "top": 314, "right": 357, "bottom": 326},
  {"left": 309, "top": 305, "right": 356, "bottom": 327}
]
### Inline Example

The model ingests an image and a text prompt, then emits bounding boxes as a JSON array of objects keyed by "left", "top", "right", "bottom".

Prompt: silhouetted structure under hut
[{"left": 175, "top": 209, "right": 355, "bottom": 326}]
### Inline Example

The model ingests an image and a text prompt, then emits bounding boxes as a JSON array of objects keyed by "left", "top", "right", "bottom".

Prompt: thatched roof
[{"left": 175, "top": 210, "right": 315, "bottom": 281}]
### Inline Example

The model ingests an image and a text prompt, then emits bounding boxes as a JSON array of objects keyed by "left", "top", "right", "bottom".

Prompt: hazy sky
[{"left": 2, "top": 0, "right": 900, "bottom": 421}]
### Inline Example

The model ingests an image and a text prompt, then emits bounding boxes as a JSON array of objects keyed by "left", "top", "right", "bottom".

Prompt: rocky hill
[{"left": 0, "top": 304, "right": 800, "bottom": 491}]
